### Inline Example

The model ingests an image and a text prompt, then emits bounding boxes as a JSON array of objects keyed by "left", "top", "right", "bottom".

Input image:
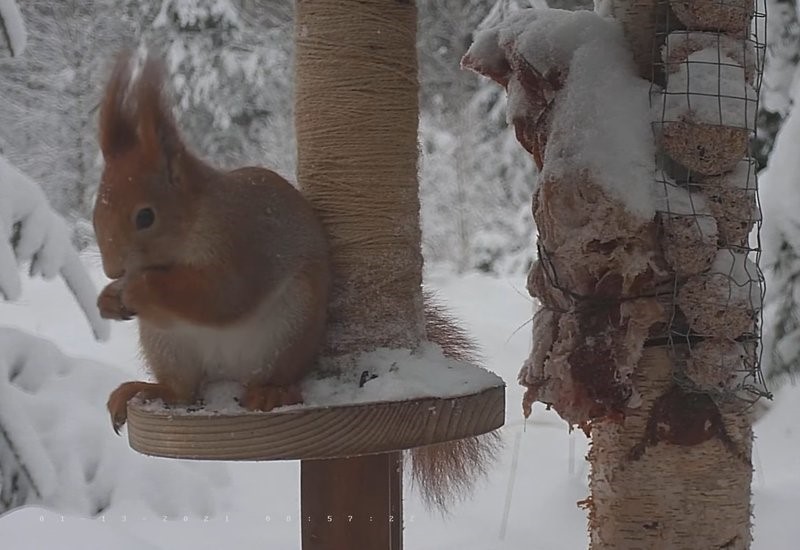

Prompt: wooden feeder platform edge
[{"left": 126, "top": 384, "right": 506, "bottom": 461}]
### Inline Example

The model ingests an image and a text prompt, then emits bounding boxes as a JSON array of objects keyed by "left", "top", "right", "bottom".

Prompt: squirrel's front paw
[
  {"left": 107, "top": 381, "right": 182, "bottom": 434},
  {"left": 98, "top": 279, "right": 136, "bottom": 320}
]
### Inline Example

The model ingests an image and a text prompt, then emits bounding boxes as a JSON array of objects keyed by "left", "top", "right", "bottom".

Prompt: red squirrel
[
  {"left": 94, "top": 50, "right": 497, "bottom": 508},
  {"left": 94, "top": 51, "right": 330, "bottom": 433}
]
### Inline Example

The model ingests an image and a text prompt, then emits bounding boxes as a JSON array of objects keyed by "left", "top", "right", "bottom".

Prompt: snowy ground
[{"left": 0, "top": 256, "right": 798, "bottom": 549}]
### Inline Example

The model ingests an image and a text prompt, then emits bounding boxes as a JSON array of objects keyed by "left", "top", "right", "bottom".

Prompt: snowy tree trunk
[
  {"left": 464, "top": 2, "right": 760, "bottom": 548},
  {"left": 585, "top": 2, "right": 756, "bottom": 548},
  {"left": 588, "top": 350, "right": 752, "bottom": 548}
]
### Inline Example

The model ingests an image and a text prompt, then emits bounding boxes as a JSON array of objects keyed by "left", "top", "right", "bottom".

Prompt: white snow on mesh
[{"left": 661, "top": 48, "right": 758, "bottom": 128}]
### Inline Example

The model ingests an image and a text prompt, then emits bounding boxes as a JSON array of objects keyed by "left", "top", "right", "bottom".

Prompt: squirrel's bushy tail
[{"left": 409, "top": 294, "right": 503, "bottom": 511}]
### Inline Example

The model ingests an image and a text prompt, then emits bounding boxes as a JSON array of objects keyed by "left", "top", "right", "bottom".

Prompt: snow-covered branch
[
  {"left": 0, "top": 155, "right": 109, "bottom": 341},
  {"left": 0, "top": 327, "right": 226, "bottom": 515},
  {"left": 0, "top": 0, "right": 27, "bottom": 56},
  {"left": 760, "top": 82, "right": 800, "bottom": 389}
]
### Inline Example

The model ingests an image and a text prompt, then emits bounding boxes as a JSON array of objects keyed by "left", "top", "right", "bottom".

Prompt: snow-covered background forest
[
  {"left": 2, "top": 0, "right": 800, "bottom": 548},
  {"left": 0, "top": 0, "right": 536, "bottom": 274}
]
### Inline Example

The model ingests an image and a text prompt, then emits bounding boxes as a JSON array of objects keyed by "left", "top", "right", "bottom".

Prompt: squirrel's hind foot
[
  {"left": 107, "top": 381, "right": 183, "bottom": 434},
  {"left": 242, "top": 383, "right": 303, "bottom": 412}
]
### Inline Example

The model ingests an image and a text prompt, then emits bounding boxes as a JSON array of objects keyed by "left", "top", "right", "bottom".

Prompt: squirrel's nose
[
  {"left": 102, "top": 257, "right": 125, "bottom": 280},
  {"left": 95, "top": 229, "right": 125, "bottom": 279},
  {"left": 105, "top": 267, "right": 125, "bottom": 280}
]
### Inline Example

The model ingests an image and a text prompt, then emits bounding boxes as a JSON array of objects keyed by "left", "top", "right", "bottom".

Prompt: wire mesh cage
[
  {"left": 526, "top": 0, "right": 771, "bottom": 411},
  {"left": 651, "top": 0, "right": 770, "bottom": 406}
]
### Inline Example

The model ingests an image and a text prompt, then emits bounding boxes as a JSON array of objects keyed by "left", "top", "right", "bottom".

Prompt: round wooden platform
[{"left": 126, "top": 384, "right": 505, "bottom": 461}]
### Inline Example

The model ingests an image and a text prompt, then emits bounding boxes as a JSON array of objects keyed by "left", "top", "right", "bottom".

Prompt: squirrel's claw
[
  {"left": 107, "top": 381, "right": 137, "bottom": 435},
  {"left": 111, "top": 412, "right": 126, "bottom": 435},
  {"left": 107, "top": 380, "right": 179, "bottom": 435}
]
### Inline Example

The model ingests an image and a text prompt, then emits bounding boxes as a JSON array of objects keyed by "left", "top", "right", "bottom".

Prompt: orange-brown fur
[
  {"left": 413, "top": 295, "right": 503, "bottom": 510},
  {"left": 94, "top": 51, "right": 330, "bottom": 432},
  {"left": 95, "top": 51, "right": 497, "bottom": 511}
]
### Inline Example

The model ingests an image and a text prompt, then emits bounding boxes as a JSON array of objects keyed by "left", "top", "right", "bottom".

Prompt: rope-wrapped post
[
  {"left": 295, "top": 0, "right": 421, "bottom": 548},
  {"left": 295, "top": 0, "right": 424, "bottom": 357}
]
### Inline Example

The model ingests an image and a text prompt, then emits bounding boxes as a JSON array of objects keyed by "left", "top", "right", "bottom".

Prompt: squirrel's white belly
[{"left": 148, "top": 276, "right": 306, "bottom": 384}]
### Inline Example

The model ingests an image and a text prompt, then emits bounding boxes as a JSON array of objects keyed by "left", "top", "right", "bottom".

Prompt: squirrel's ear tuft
[
  {"left": 99, "top": 50, "right": 138, "bottom": 159},
  {"left": 134, "top": 53, "right": 183, "bottom": 173},
  {"left": 99, "top": 49, "right": 183, "bottom": 170}
]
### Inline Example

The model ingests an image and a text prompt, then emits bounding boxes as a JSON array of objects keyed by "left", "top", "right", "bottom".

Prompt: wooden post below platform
[{"left": 301, "top": 453, "right": 403, "bottom": 550}]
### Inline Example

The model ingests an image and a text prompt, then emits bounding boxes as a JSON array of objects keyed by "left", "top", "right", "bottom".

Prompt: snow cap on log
[
  {"left": 463, "top": 8, "right": 659, "bottom": 221},
  {"left": 467, "top": 8, "right": 672, "bottom": 426}
]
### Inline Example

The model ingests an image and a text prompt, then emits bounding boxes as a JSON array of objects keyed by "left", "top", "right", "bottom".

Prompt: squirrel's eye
[{"left": 135, "top": 207, "right": 156, "bottom": 230}]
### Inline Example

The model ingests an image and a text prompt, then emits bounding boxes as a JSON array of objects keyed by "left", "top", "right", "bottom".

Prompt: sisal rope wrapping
[{"left": 295, "top": 0, "right": 425, "bottom": 357}]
